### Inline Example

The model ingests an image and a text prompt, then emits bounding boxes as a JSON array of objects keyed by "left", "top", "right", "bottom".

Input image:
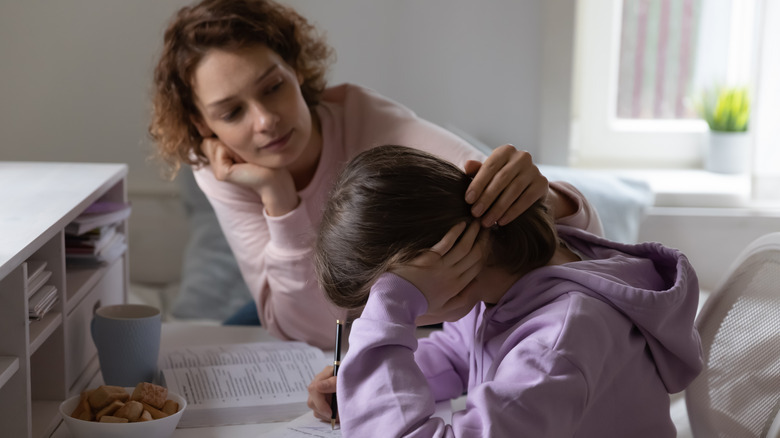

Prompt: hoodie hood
[{"left": 491, "top": 225, "right": 703, "bottom": 393}]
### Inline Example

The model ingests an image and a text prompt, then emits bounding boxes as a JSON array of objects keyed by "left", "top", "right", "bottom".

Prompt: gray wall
[
  {"left": 0, "top": 0, "right": 570, "bottom": 195},
  {"left": 0, "top": 1, "right": 575, "bottom": 284}
]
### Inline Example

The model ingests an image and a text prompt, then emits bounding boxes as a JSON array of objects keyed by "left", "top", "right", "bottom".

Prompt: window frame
[{"left": 570, "top": 0, "right": 761, "bottom": 169}]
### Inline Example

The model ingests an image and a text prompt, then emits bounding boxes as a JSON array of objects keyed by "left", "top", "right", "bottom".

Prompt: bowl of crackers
[{"left": 58, "top": 382, "right": 186, "bottom": 438}]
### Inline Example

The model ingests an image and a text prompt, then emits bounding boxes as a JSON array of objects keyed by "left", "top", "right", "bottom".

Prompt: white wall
[
  {"left": 0, "top": 0, "right": 568, "bottom": 284},
  {"left": 291, "top": 0, "right": 549, "bottom": 156},
  {"left": 0, "top": 0, "right": 557, "bottom": 196},
  {"left": 0, "top": 0, "right": 188, "bottom": 194},
  {"left": 638, "top": 207, "right": 780, "bottom": 292}
]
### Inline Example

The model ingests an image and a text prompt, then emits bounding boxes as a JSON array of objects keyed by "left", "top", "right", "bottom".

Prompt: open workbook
[{"left": 159, "top": 341, "right": 326, "bottom": 428}]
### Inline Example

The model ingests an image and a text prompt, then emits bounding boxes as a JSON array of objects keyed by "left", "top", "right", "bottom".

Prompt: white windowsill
[{"left": 592, "top": 168, "right": 780, "bottom": 211}]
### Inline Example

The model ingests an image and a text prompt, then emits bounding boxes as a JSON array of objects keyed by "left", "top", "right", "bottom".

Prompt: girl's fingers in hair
[
  {"left": 496, "top": 176, "right": 548, "bottom": 226},
  {"left": 467, "top": 146, "right": 545, "bottom": 226},
  {"left": 429, "top": 222, "right": 467, "bottom": 257},
  {"left": 463, "top": 160, "right": 482, "bottom": 178},
  {"left": 441, "top": 221, "right": 481, "bottom": 265},
  {"left": 454, "top": 229, "right": 489, "bottom": 293},
  {"left": 464, "top": 144, "right": 513, "bottom": 209},
  {"left": 479, "top": 170, "right": 532, "bottom": 227},
  {"left": 453, "top": 227, "right": 485, "bottom": 272},
  {"left": 479, "top": 172, "right": 533, "bottom": 226},
  {"left": 467, "top": 144, "right": 525, "bottom": 211},
  {"left": 476, "top": 149, "right": 539, "bottom": 226}
]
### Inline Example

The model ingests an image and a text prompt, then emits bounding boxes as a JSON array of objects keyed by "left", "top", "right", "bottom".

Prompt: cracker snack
[{"left": 69, "top": 382, "right": 180, "bottom": 423}]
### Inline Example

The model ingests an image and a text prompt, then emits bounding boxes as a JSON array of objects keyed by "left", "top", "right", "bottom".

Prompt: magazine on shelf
[
  {"left": 25, "top": 260, "right": 51, "bottom": 298},
  {"left": 65, "top": 201, "right": 131, "bottom": 236},
  {"left": 28, "top": 284, "right": 58, "bottom": 320},
  {"left": 26, "top": 269, "right": 52, "bottom": 298},
  {"left": 159, "top": 341, "right": 326, "bottom": 428},
  {"left": 65, "top": 224, "right": 118, "bottom": 255},
  {"left": 66, "top": 232, "right": 127, "bottom": 267}
]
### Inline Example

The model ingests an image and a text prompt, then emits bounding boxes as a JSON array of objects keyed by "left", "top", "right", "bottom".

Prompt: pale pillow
[{"left": 171, "top": 168, "right": 252, "bottom": 321}]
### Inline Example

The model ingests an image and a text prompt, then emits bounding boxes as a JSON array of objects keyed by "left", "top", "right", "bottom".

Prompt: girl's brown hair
[
  {"left": 315, "top": 145, "right": 559, "bottom": 310},
  {"left": 149, "top": 0, "right": 334, "bottom": 176}
]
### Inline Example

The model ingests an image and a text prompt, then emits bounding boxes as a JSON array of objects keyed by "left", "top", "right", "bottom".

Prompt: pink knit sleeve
[
  {"left": 192, "top": 166, "right": 344, "bottom": 349},
  {"left": 550, "top": 181, "right": 605, "bottom": 236}
]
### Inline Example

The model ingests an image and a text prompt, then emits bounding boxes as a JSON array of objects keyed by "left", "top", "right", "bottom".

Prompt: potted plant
[{"left": 695, "top": 86, "right": 751, "bottom": 174}]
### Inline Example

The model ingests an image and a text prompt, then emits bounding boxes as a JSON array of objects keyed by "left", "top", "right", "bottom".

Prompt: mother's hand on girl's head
[
  {"left": 391, "top": 221, "right": 487, "bottom": 323},
  {"left": 464, "top": 144, "right": 549, "bottom": 228}
]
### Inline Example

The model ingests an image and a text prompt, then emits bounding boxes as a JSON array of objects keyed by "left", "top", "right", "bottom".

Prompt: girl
[
  {"left": 312, "top": 145, "right": 703, "bottom": 437},
  {"left": 149, "top": 0, "right": 602, "bottom": 348}
]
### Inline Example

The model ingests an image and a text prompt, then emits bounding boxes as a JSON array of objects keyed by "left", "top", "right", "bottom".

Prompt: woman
[
  {"left": 310, "top": 145, "right": 703, "bottom": 437},
  {"left": 149, "top": 0, "right": 602, "bottom": 348}
]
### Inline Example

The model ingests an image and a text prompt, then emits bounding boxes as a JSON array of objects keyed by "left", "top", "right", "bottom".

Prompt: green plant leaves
[{"left": 696, "top": 86, "right": 751, "bottom": 132}]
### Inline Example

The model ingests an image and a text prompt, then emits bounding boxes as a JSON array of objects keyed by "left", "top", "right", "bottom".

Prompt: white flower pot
[{"left": 705, "top": 131, "right": 750, "bottom": 174}]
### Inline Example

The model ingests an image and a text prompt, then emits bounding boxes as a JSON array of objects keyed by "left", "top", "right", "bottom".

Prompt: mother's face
[{"left": 191, "top": 44, "right": 316, "bottom": 171}]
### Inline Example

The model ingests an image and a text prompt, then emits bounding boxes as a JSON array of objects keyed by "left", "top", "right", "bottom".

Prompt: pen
[{"left": 331, "top": 319, "right": 343, "bottom": 430}]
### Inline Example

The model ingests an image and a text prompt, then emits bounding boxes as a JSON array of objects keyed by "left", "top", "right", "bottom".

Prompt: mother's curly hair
[{"left": 149, "top": 0, "right": 334, "bottom": 176}]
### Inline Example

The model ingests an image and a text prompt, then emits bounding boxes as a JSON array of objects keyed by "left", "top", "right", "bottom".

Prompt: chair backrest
[{"left": 686, "top": 232, "right": 780, "bottom": 438}]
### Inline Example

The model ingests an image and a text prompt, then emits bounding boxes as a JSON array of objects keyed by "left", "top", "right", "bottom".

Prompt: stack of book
[
  {"left": 65, "top": 201, "right": 131, "bottom": 267},
  {"left": 26, "top": 260, "right": 57, "bottom": 320}
]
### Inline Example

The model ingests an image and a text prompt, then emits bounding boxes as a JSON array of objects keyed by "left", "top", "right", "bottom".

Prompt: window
[
  {"left": 615, "top": 0, "right": 701, "bottom": 120},
  {"left": 571, "top": 0, "right": 763, "bottom": 170}
]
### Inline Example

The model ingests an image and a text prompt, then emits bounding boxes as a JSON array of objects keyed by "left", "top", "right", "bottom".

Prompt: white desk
[{"left": 52, "top": 322, "right": 324, "bottom": 437}]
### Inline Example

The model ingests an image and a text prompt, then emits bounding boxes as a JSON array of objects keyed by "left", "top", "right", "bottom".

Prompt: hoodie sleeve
[
  {"left": 414, "top": 317, "right": 474, "bottom": 402},
  {"left": 338, "top": 273, "right": 590, "bottom": 438}
]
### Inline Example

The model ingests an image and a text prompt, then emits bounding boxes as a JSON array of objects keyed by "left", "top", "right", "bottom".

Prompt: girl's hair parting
[
  {"left": 148, "top": 0, "right": 334, "bottom": 177},
  {"left": 315, "top": 145, "right": 559, "bottom": 309}
]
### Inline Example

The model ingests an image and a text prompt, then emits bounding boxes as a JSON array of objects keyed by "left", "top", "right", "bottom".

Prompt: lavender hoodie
[{"left": 338, "top": 225, "right": 703, "bottom": 437}]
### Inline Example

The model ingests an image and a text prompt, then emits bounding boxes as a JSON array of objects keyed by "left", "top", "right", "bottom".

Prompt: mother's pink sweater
[{"left": 194, "top": 83, "right": 603, "bottom": 348}]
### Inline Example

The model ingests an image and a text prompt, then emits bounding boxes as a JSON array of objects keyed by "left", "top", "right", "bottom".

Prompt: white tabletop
[
  {"left": 0, "top": 162, "right": 126, "bottom": 279},
  {"left": 52, "top": 322, "right": 324, "bottom": 438}
]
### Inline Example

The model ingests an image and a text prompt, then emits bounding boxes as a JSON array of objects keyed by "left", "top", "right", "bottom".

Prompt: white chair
[{"left": 686, "top": 232, "right": 780, "bottom": 437}]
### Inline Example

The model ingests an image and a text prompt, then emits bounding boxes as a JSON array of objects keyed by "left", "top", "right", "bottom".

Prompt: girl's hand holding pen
[{"left": 307, "top": 366, "right": 338, "bottom": 423}]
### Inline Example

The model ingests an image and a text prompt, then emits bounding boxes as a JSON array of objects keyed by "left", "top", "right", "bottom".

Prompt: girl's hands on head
[
  {"left": 201, "top": 136, "right": 299, "bottom": 216},
  {"left": 464, "top": 144, "right": 549, "bottom": 227},
  {"left": 391, "top": 222, "right": 487, "bottom": 325},
  {"left": 307, "top": 365, "right": 338, "bottom": 423}
]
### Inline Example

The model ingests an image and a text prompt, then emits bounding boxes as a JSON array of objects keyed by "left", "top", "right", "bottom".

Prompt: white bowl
[{"left": 58, "top": 386, "right": 187, "bottom": 438}]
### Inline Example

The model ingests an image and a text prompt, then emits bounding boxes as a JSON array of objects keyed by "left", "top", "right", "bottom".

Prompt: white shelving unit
[{"left": 0, "top": 162, "right": 129, "bottom": 438}]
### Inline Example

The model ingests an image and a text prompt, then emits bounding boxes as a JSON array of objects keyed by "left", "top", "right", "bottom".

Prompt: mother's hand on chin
[{"left": 200, "top": 137, "right": 299, "bottom": 216}]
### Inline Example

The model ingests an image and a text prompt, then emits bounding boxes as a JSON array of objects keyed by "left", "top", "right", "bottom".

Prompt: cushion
[
  {"left": 539, "top": 165, "right": 654, "bottom": 243},
  {"left": 170, "top": 167, "right": 252, "bottom": 321}
]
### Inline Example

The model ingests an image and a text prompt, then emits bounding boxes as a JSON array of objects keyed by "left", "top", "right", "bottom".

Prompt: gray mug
[{"left": 91, "top": 304, "right": 161, "bottom": 387}]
